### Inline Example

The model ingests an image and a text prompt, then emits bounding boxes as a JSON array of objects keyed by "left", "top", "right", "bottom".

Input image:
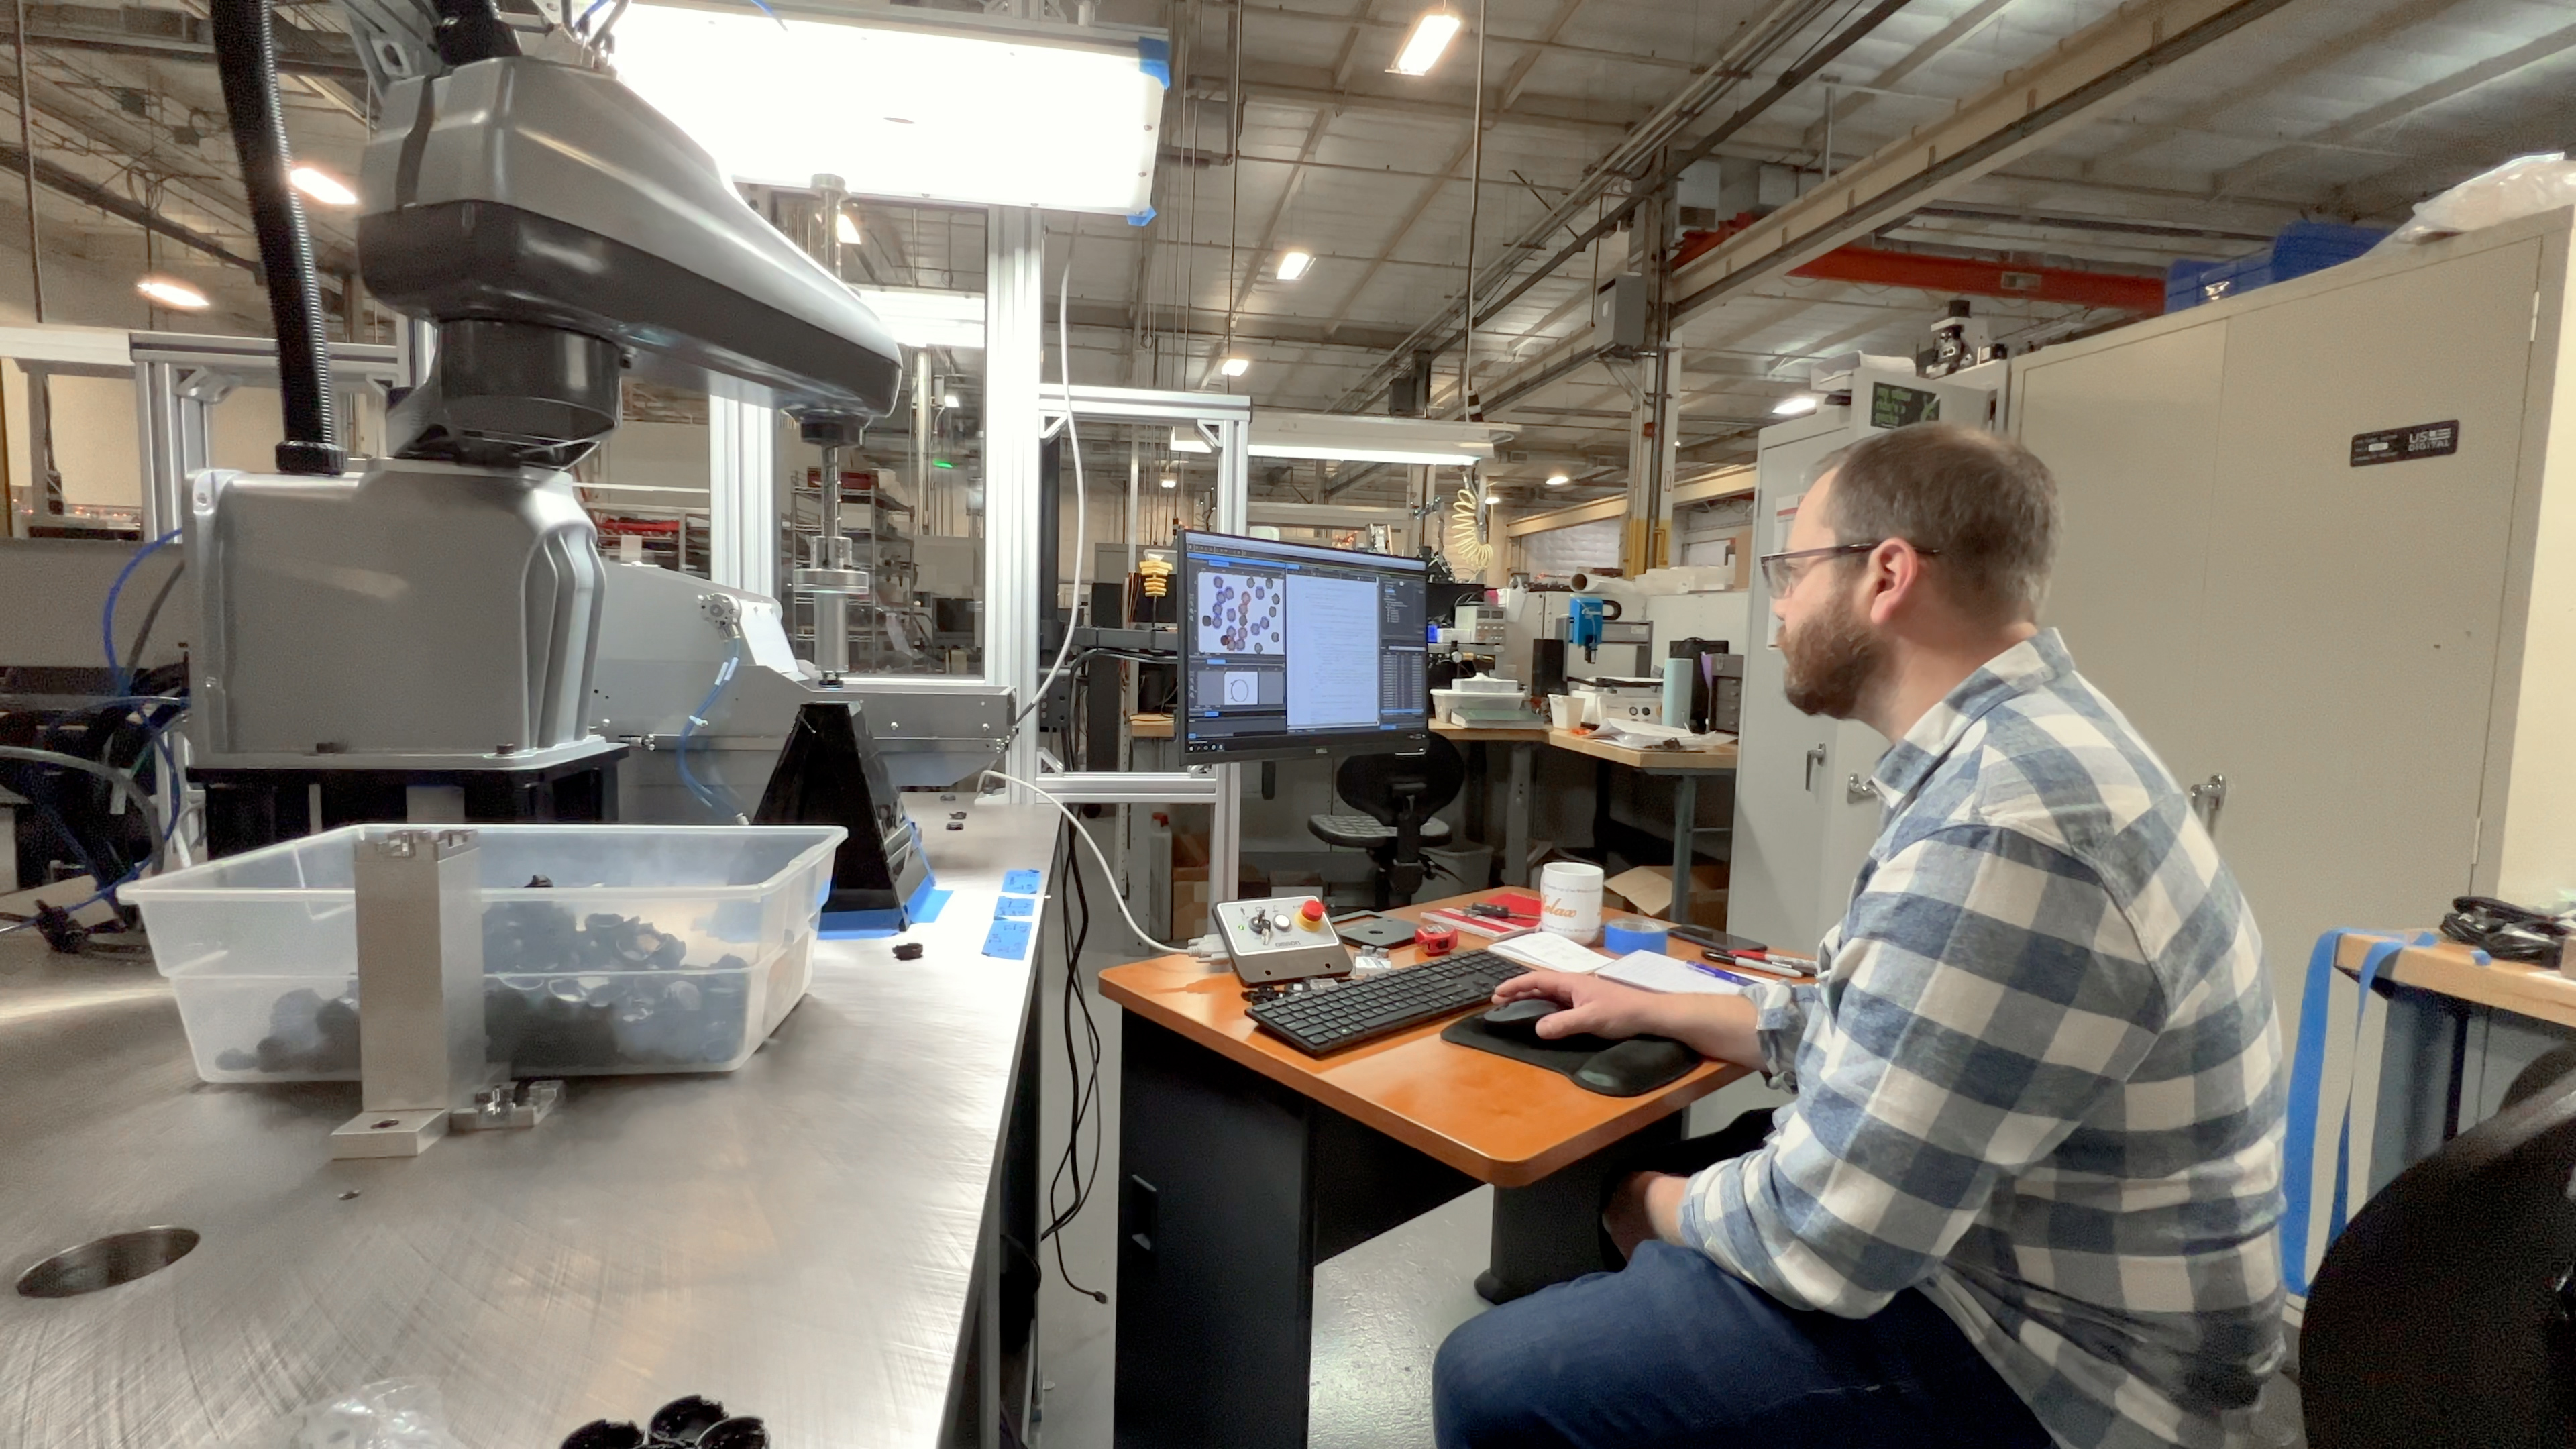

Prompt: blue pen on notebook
[{"left": 1686, "top": 960, "right": 1765, "bottom": 989}]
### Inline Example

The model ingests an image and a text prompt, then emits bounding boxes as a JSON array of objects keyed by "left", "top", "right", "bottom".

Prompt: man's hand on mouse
[{"left": 1492, "top": 970, "right": 1668, "bottom": 1042}]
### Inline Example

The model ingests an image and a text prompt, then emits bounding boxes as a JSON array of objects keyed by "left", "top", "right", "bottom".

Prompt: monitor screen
[{"left": 1177, "top": 530, "right": 1429, "bottom": 761}]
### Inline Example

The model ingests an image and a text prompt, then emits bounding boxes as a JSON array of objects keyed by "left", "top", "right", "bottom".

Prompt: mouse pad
[{"left": 1441, "top": 1014, "right": 1695, "bottom": 1097}]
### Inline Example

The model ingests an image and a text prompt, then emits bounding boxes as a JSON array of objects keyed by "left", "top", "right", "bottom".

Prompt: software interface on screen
[{"left": 1180, "top": 532, "right": 1427, "bottom": 757}]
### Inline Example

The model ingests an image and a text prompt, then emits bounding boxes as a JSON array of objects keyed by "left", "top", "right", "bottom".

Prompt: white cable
[
  {"left": 1004, "top": 260, "right": 1091, "bottom": 745},
  {"left": 983, "top": 769, "right": 1183, "bottom": 955}
]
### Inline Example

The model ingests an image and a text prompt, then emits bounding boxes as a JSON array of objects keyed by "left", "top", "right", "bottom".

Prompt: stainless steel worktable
[{"left": 0, "top": 800, "right": 1061, "bottom": 1449}]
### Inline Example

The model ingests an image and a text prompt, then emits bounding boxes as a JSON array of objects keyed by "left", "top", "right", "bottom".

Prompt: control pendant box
[{"left": 1216, "top": 895, "right": 1353, "bottom": 983}]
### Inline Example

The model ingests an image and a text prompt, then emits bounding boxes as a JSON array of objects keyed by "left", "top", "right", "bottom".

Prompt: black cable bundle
[
  {"left": 2439, "top": 895, "right": 2571, "bottom": 965},
  {"left": 1040, "top": 826, "right": 1109, "bottom": 1305},
  {"left": 207, "top": 0, "right": 341, "bottom": 475}
]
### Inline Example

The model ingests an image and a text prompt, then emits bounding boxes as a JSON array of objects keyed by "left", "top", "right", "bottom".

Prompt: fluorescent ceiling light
[
  {"left": 136, "top": 277, "right": 208, "bottom": 309},
  {"left": 1275, "top": 249, "right": 1313, "bottom": 282},
  {"left": 288, "top": 165, "right": 356, "bottom": 207},
  {"left": 1773, "top": 394, "right": 1821, "bottom": 417},
  {"left": 940, "top": 390, "right": 961, "bottom": 409},
  {"left": 614, "top": 5, "right": 1168, "bottom": 216},
  {"left": 1544, "top": 472, "right": 1570, "bottom": 487},
  {"left": 1170, "top": 426, "right": 1212, "bottom": 454},
  {"left": 835, "top": 209, "right": 862, "bottom": 246},
  {"left": 1159, "top": 474, "right": 1177, "bottom": 489},
  {"left": 1220, "top": 356, "right": 1251, "bottom": 378},
  {"left": 1389, "top": 8, "right": 1462, "bottom": 75},
  {"left": 850, "top": 286, "right": 983, "bottom": 350},
  {"left": 1248, "top": 409, "right": 1498, "bottom": 466}
]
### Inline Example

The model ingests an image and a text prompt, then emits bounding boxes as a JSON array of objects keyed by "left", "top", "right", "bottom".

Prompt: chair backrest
[
  {"left": 1334, "top": 735, "right": 1466, "bottom": 828},
  {"left": 2301, "top": 1062, "right": 2576, "bottom": 1448}
]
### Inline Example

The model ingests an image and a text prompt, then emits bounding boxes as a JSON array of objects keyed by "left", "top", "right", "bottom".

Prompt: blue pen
[{"left": 1686, "top": 959, "right": 1764, "bottom": 988}]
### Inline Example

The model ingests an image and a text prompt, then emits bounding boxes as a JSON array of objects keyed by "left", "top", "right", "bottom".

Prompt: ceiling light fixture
[
  {"left": 939, "top": 390, "right": 961, "bottom": 409},
  {"left": 136, "top": 276, "right": 209, "bottom": 310},
  {"left": 849, "top": 286, "right": 983, "bottom": 349},
  {"left": 835, "top": 209, "right": 862, "bottom": 246},
  {"left": 1544, "top": 472, "right": 1570, "bottom": 487},
  {"left": 614, "top": 5, "right": 1168, "bottom": 217},
  {"left": 1159, "top": 474, "right": 1178, "bottom": 490},
  {"left": 1772, "top": 394, "right": 1821, "bottom": 417},
  {"left": 1481, "top": 491, "right": 1500, "bottom": 504},
  {"left": 1275, "top": 248, "right": 1313, "bottom": 282},
  {"left": 1220, "top": 356, "right": 1251, "bottom": 378},
  {"left": 287, "top": 165, "right": 356, "bottom": 207},
  {"left": 1248, "top": 410, "right": 1497, "bottom": 466},
  {"left": 1389, "top": 8, "right": 1462, "bottom": 76}
]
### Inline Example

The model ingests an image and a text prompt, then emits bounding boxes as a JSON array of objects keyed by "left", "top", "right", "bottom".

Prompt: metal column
[
  {"left": 708, "top": 397, "right": 778, "bottom": 600},
  {"left": 987, "top": 205, "right": 1047, "bottom": 798}
]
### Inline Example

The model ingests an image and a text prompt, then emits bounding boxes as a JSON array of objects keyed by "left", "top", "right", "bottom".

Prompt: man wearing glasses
[{"left": 1434, "top": 423, "right": 2284, "bottom": 1449}]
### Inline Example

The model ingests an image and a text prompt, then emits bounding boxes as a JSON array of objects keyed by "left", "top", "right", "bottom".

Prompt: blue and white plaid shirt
[{"left": 1678, "top": 629, "right": 2286, "bottom": 1449}]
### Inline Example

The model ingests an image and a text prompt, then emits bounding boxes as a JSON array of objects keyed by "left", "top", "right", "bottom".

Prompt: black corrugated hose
[{"left": 208, "top": 0, "right": 342, "bottom": 476}]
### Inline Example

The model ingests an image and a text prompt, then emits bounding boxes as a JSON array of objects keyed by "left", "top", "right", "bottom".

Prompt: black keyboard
[{"left": 1246, "top": 949, "right": 1529, "bottom": 1055}]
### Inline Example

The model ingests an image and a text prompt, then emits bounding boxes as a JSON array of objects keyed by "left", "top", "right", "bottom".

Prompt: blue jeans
[{"left": 1432, "top": 1114, "right": 2051, "bottom": 1449}]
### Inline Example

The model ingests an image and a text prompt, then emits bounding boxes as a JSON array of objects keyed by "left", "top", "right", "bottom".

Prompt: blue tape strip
[
  {"left": 984, "top": 918, "right": 1034, "bottom": 959},
  {"left": 820, "top": 907, "right": 907, "bottom": 940},
  {"left": 1003, "top": 869, "right": 1043, "bottom": 894},
  {"left": 2280, "top": 928, "right": 2428, "bottom": 1295},
  {"left": 996, "top": 895, "right": 1035, "bottom": 918},
  {"left": 906, "top": 875, "right": 949, "bottom": 924},
  {"left": 1136, "top": 36, "right": 1171, "bottom": 85},
  {"left": 1126, "top": 207, "right": 1157, "bottom": 227}
]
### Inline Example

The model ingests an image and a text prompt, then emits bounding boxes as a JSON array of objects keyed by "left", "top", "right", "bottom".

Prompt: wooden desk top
[
  {"left": 2335, "top": 932, "right": 2576, "bottom": 1031},
  {"left": 1129, "top": 713, "right": 1173, "bottom": 739},
  {"left": 1432, "top": 719, "right": 1552, "bottom": 743},
  {"left": 1097, "top": 892, "right": 1762, "bottom": 1187},
  {"left": 1546, "top": 727, "right": 1739, "bottom": 771}
]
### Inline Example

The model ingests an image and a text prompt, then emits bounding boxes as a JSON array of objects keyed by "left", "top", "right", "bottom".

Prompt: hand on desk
[
  {"left": 1492, "top": 970, "right": 1668, "bottom": 1042},
  {"left": 1497, "top": 967, "right": 1769, "bottom": 1071}
]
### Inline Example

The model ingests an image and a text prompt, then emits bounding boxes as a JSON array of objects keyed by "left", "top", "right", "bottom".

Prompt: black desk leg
[
  {"left": 1476, "top": 1110, "right": 1690, "bottom": 1305},
  {"left": 1116, "top": 1018, "right": 1474, "bottom": 1449}
]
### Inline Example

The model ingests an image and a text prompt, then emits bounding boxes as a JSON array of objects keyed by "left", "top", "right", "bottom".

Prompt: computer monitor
[{"left": 1176, "top": 530, "right": 1429, "bottom": 761}]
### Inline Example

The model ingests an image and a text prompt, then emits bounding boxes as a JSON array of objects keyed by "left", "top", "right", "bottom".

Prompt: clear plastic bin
[{"left": 122, "top": 823, "right": 845, "bottom": 1083}]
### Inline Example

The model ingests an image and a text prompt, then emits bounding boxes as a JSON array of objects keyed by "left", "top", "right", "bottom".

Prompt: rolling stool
[{"left": 1306, "top": 736, "right": 1466, "bottom": 908}]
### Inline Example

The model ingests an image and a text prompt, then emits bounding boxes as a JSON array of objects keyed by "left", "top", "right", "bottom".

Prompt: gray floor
[{"left": 1029, "top": 827, "right": 2309, "bottom": 1448}]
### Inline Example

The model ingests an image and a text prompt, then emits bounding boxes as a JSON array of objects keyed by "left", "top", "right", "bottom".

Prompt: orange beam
[{"left": 1784, "top": 244, "right": 2165, "bottom": 312}]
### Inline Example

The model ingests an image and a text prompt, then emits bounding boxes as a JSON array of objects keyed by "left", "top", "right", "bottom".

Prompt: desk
[
  {"left": 1548, "top": 727, "right": 1737, "bottom": 922},
  {"left": 2332, "top": 933, "right": 2576, "bottom": 1197},
  {"left": 1434, "top": 719, "right": 1551, "bottom": 886},
  {"left": 0, "top": 803, "right": 1061, "bottom": 1449},
  {"left": 1099, "top": 891, "right": 1758, "bottom": 1448}
]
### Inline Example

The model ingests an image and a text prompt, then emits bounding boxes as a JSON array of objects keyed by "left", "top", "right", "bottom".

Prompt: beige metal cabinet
[{"left": 2014, "top": 213, "right": 2576, "bottom": 1042}]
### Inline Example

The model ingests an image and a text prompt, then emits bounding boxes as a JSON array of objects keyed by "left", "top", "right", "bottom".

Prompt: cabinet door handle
[
  {"left": 1805, "top": 745, "right": 1828, "bottom": 792},
  {"left": 2186, "top": 773, "right": 2228, "bottom": 837}
]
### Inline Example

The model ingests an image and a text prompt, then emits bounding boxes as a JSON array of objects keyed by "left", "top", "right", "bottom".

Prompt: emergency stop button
[{"left": 1299, "top": 898, "right": 1326, "bottom": 927}]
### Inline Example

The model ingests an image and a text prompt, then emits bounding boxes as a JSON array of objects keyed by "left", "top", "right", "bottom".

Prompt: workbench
[
  {"left": 1128, "top": 713, "right": 1736, "bottom": 912},
  {"left": 0, "top": 801, "right": 1061, "bottom": 1449}
]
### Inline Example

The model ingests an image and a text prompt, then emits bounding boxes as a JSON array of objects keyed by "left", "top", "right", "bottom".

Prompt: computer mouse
[
  {"left": 1573, "top": 1038, "right": 1698, "bottom": 1097},
  {"left": 1480, "top": 998, "right": 1564, "bottom": 1042}
]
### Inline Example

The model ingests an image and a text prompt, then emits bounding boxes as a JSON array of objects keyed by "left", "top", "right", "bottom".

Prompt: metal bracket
[
  {"left": 1845, "top": 773, "right": 1878, "bottom": 804},
  {"left": 452, "top": 1079, "right": 564, "bottom": 1132},
  {"left": 2187, "top": 773, "right": 2229, "bottom": 837}
]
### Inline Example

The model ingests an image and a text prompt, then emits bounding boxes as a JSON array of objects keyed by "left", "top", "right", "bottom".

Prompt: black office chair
[
  {"left": 2301, "top": 1047, "right": 2576, "bottom": 1448},
  {"left": 1307, "top": 737, "right": 1466, "bottom": 908}
]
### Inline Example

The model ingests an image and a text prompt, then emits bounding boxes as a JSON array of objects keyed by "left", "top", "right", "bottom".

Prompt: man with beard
[{"left": 1432, "top": 423, "right": 2284, "bottom": 1449}]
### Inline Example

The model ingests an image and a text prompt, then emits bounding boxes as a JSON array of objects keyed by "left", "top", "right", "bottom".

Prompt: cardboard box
[
  {"left": 1604, "top": 863, "right": 1729, "bottom": 930},
  {"left": 1172, "top": 832, "right": 1211, "bottom": 942}
]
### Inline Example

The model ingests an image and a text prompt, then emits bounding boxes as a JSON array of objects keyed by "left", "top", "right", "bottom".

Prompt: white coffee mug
[{"left": 1540, "top": 861, "right": 1605, "bottom": 945}]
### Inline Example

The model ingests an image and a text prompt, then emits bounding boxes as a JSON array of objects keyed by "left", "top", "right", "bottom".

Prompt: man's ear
[{"left": 1863, "top": 539, "right": 1915, "bottom": 626}]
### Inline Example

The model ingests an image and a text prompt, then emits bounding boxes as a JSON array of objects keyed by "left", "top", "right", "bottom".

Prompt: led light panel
[{"left": 615, "top": 3, "right": 1167, "bottom": 217}]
